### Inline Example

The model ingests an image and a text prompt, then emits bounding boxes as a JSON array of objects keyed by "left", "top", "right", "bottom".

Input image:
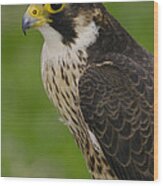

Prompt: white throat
[
  {"left": 40, "top": 21, "right": 100, "bottom": 74},
  {"left": 38, "top": 24, "right": 64, "bottom": 54},
  {"left": 38, "top": 21, "right": 99, "bottom": 56},
  {"left": 73, "top": 21, "right": 100, "bottom": 50}
]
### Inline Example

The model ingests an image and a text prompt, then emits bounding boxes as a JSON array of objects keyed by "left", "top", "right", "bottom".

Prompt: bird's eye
[
  {"left": 28, "top": 6, "right": 41, "bottom": 17},
  {"left": 43, "top": 4, "right": 64, "bottom": 14}
]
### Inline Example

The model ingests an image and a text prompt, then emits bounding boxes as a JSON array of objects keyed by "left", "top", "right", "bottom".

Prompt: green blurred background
[{"left": 1, "top": 2, "right": 154, "bottom": 178}]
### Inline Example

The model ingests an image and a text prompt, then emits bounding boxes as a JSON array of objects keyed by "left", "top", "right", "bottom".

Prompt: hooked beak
[
  {"left": 22, "top": 5, "right": 52, "bottom": 35},
  {"left": 22, "top": 14, "right": 37, "bottom": 35}
]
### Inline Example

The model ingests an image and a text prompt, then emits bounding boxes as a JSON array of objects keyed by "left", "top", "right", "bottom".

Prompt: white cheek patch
[{"left": 74, "top": 20, "right": 100, "bottom": 50}]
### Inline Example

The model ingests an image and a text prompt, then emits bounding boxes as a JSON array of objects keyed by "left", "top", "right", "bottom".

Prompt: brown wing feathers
[{"left": 79, "top": 56, "right": 153, "bottom": 180}]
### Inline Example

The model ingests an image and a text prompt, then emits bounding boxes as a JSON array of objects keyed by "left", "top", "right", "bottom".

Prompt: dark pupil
[{"left": 50, "top": 4, "right": 62, "bottom": 11}]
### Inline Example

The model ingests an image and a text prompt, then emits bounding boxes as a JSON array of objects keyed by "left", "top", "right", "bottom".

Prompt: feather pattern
[{"left": 79, "top": 53, "right": 154, "bottom": 180}]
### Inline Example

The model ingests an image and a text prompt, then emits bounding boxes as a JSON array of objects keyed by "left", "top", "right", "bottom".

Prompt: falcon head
[{"left": 22, "top": 3, "right": 107, "bottom": 46}]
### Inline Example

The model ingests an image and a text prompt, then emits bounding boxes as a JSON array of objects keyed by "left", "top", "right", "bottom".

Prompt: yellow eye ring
[{"left": 43, "top": 4, "right": 65, "bottom": 14}]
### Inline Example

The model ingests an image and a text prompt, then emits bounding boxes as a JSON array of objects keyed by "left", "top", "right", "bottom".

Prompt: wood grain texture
[{"left": 154, "top": 1, "right": 158, "bottom": 181}]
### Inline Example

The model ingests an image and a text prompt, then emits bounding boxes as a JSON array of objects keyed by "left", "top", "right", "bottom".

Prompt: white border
[{"left": 1, "top": 0, "right": 162, "bottom": 186}]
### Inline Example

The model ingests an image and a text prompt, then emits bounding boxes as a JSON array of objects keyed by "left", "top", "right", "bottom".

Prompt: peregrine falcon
[{"left": 22, "top": 3, "right": 154, "bottom": 180}]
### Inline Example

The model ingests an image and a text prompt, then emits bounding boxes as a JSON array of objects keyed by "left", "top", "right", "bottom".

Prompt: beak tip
[
  {"left": 22, "top": 24, "right": 26, "bottom": 36},
  {"left": 22, "top": 15, "right": 31, "bottom": 35}
]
